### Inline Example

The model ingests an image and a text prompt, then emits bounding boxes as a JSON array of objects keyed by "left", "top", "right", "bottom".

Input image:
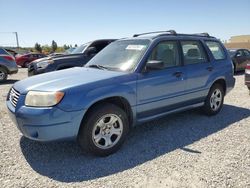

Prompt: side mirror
[
  {"left": 85, "top": 47, "right": 97, "bottom": 56},
  {"left": 145, "top": 60, "right": 164, "bottom": 71}
]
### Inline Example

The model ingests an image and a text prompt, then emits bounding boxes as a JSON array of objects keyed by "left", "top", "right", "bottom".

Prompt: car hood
[
  {"left": 31, "top": 53, "right": 84, "bottom": 64},
  {"left": 14, "top": 67, "right": 126, "bottom": 94}
]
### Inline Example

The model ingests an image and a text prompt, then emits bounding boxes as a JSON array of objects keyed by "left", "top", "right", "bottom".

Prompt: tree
[
  {"left": 74, "top": 44, "right": 78, "bottom": 47},
  {"left": 34, "top": 43, "right": 42, "bottom": 53},
  {"left": 51, "top": 40, "right": 57, "bottom": 52},
  {"left": 63, "top": 44, "right": 70, "bottom": 50}
]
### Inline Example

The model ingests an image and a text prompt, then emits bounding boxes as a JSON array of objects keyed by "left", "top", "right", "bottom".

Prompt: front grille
[{"left": 9, "top": 88, "right": 20, "bottom": 108}]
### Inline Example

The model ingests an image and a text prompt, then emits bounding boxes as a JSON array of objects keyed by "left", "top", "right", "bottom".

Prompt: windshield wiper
[{"left": 87, "top": 64, "right": 109, "bottom": 70}]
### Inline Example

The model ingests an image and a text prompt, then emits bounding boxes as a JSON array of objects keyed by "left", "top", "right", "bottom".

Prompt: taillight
[
  {"left": 246, "top": 64, "right": 250, "bottom": 70},
  {"left": 2, "top": 55, "right": 15, "bottom": 62}
]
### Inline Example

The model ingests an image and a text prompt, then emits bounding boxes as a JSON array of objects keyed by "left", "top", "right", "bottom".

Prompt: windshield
[
  {"left": 71, "top": 43, "right": 90, "bottom": 54},
  {"left": 227, "top": 50, "right": 236, "bottom": 56},
  {"left": 86, "top": 39, "right": 150, "bottom": 72}
]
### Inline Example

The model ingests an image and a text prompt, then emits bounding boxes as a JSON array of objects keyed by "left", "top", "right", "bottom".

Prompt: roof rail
[
  {"left": 193, "top": 32, "right": 210, "bottom": 37},
  {"left": 133, "top": 30, "right": 177, "bottom": 37}
]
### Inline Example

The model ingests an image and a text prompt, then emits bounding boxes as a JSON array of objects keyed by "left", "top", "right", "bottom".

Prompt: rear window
[
  {"left": 205, "top": 41, "right": 226, "bottom": 60},
  {"left": 0, "top": 48, "right": 9, "bottom": 55}
]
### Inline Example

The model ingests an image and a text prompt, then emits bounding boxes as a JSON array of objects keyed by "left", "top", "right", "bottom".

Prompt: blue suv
[{"left": 6, "top": 30, "right": 235, "bottom": 156}]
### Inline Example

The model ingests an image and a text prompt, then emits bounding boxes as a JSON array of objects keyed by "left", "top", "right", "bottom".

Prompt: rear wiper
[{"left": 87, "top": 64, "right": 108, "bottom": 70}]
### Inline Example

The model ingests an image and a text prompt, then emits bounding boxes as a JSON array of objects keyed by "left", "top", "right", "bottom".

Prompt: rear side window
[
  {"left": 205, "top": 41, "right": 226, "bottom": 60},
  {"left": 181, "top": 41, "right": 207, "bottom": 65},
  {"left": 0, "top": 48, "right": 9, "bottom": 55}
]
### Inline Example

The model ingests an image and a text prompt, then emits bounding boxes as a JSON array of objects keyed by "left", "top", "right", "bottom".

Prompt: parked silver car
[{"left": 0, "top": 48, "right": 18, "bottom": 82}]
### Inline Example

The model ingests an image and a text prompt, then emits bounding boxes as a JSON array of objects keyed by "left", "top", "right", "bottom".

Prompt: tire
[
  {"left": 0, "top": 67, "right": 8, "bottom": 82},
  {"left": 202, "top": 83, "right": 225, "bottom": 116},
  {"left": 78, "top": 103, "right": 129, "bottom": 156}
]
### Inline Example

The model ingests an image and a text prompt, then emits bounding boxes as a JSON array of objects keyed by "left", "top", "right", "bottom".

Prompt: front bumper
[
  {"left": 6, "top": 94, "right": 86, "bottom": 141},
  {"left": 28, "top": 63, "right": 45, "bottom": 76}
]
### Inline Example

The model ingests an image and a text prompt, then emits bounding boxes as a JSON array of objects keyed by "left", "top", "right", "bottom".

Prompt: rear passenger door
[{"left": 181, "top": 40, "right": 211, "bottom": 101}]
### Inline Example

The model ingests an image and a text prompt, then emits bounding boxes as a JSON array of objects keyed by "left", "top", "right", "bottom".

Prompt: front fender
[{"left": 57, "top": 74, "right": 137, "bottom": 112}]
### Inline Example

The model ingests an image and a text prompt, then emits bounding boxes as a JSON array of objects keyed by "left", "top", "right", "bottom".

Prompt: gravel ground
[{"left": 0, "top": 68, "right": 250, "bottom": 188}]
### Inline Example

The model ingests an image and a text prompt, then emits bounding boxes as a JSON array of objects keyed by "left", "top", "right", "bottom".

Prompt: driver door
[{"left": 137, "top": 41, "right": 187, "bottom": 120}]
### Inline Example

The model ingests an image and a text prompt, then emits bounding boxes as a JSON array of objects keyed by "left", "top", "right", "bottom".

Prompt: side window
[
  {"left": 205, "top": 41, "right": 226, "bottom": 60},
  {"left": 236, "top": 50, "right": 244, "bottom": 57},
  {"left": 244, "top": 50, "right": 250, "bottom": 56},
  {"left": 181, "top": 41, "right": 207, "bottom": 65},
  {"left": 147, "top": 41, "right": 180, "bottom": 68}
]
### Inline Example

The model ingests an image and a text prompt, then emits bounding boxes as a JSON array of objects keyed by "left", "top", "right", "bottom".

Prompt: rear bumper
[
  {"left": 6, "top": 61, "right": 18, "bottom": 74},
  {"left": 6, "top": 97, "right": 86, "bottom": 142}
]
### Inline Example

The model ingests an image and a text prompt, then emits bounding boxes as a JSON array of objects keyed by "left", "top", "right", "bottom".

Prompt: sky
[{"left": 0, "top": 0, "right": 250, "bottom": 47}]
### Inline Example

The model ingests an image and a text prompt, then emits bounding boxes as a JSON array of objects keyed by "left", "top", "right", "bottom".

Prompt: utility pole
[{"left": 13, "top": 32, "right": 19, "bottom": 49}]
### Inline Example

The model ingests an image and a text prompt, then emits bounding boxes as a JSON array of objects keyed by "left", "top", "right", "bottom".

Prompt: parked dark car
[
  {"left": 245, "top": 63, "right": 250, "bottom": 91},
  {"left": 7, "top": 31, "right": 235, "bottom": 156},
  {"left": 0, "top": 48, "right": 18, "bottom": 82},
  {"left": 16, "top": 53, "right": 47, "bottom": 68},
  {"left": 28, "top": 39, "right": 115, "bottom": 76},
  {"left": 227, "top": 49, "right": 250, "bottom": 72}
]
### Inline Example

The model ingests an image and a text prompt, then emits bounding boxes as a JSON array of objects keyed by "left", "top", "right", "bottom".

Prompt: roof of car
[{"left": 121, "top": 30, "right": 217, "bottom": 41}]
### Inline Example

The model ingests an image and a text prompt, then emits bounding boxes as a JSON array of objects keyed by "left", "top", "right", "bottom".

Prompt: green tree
[
  {"left": 34, "top": 43, "right": 42, "bottom": 53},
  {"left": 51, "top": 40, "right": 57, "bottom": 52},
  {"left": 42, "top": 45, "right": 51, "bottom": 54},
  {"left": 63, "top": 44, "right": 70, "bottom": 50}
]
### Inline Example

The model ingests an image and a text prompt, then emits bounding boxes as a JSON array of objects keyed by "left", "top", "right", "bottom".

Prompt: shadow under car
[{"left": 20, "top": 104, "right": 250, "bottom": 182}]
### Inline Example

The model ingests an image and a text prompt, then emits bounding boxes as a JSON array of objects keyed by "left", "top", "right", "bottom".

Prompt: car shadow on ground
[
  {"left": 0, "top": 79, "right": 19, "bottom": 85},
  {"left": 20, "top": 104, "right": 250, "bottom": 183}
]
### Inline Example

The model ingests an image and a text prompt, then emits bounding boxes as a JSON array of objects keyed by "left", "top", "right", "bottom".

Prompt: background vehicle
[
  {"left": 0, "top": 48, "right": 18, "bottom": 82},
  {"left": 48, "top": 52, "right": 65, "bottom": 57},
  {"left": 6, "top": 31, "right": 235, "bottom": 156},
  {"left": 228, "top": 49, "right": 250, "bottom": 72},
  {"left": 245, "top": 63, "right": 250, "bottom": 91},
  {"left": 16, "top": 53, "right": 47, "bottom": 68},
  {"left": 65, "top": 47, "right": 76, "bottom": 54},
  {"left": 5, "top": 49, "right": 18, "bottom": 57},
  {"left": 27, "top": 39, "right": 115, "bottom": 76}
]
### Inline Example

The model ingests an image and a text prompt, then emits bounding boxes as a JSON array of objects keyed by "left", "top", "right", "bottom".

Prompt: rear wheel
[
  {"left": 78, "top": 103, "right": 129, "bottom": 156},
  {"left": 0, "top": 67, "right": 8, "bottom": 82},
  {"left": 202, "top": 84, "right": 224, "bottom": 116}
]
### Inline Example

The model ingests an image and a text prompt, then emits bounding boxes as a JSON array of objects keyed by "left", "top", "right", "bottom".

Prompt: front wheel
[
  {"left": 202, "top": 84, "right": 224, "bottom": 116},
  {"left": 78, "top": 103, "right": 129, "bottom": 156}
]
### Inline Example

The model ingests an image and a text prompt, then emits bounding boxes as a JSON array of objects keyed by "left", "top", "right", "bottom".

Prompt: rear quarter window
[{"left": 205, "top": 41, "right": 226, "bottom": 60}]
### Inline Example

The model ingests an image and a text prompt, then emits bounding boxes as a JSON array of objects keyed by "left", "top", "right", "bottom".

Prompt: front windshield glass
[
  {"left": 86, "top": 39, "right": 150, "bottom": 72},
  {"left": 227, "top": 50, "right": 236, "bottom": 56},
  {"left": 71, "top": 43, "right": 90, "bottom": 54}
]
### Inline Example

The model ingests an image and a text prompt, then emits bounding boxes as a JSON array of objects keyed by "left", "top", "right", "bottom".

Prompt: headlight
[
  {"left": 25, "top": 91, "right": 64, "bottom": 107},
  {"left": 36, "top": 60, "right": 54, "bottom": 69}
]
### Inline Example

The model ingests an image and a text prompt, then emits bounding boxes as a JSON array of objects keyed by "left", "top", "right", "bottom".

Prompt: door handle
[
  {"left": 173, "top": 71, "right": 182, "bottom": 78},
  {"left": 206, "top": 66, "right": 213, "bottom": 72}
]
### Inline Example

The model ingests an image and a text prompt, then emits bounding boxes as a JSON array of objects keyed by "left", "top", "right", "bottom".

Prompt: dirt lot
[{"left": 0, "top": 68, "right": 250, "bottom": 188}]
